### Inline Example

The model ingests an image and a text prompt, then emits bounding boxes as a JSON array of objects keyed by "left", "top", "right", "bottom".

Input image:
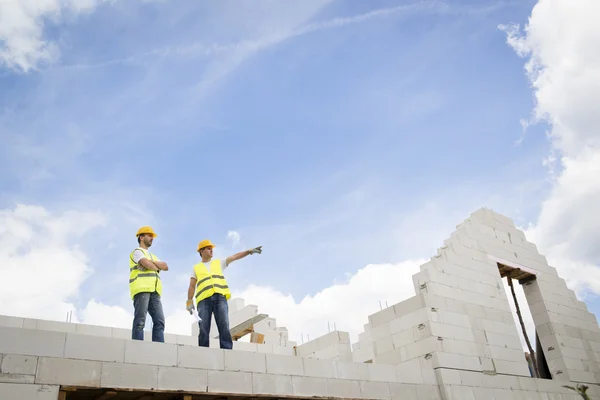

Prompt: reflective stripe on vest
[
  {"left": 129, "top": 248, "right": 162, "bottom": 299},
  {"left": 193, "top": 259, "right": 231, "bottom": 305}
]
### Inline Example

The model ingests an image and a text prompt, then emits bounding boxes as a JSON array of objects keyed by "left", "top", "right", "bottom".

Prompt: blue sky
[{"left": 2, "top": 0, "right": 599, "bottom": 341}]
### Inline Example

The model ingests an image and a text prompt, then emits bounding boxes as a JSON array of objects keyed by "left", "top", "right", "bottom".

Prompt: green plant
[{"left": 563, "top": 383, "right": 590, "bottom": 399}]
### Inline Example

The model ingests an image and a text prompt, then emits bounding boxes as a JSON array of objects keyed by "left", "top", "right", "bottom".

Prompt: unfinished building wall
[
  {"left": 294, "top": 331, "right": 353, "bottom": 362},
  {"left": 352, "top": 207, "right": 600, "bottom": 397}
]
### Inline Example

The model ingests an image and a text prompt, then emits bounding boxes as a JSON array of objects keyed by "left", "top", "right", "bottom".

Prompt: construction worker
[
  {"left": 186, "top": 239, "right": 262, "bottom": 349},
  {"left": 129, "top": 226, "right": 169, "bottom": 342}
]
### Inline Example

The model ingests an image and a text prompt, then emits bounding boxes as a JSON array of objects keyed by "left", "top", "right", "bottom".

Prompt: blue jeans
[
  {"left": 132, "top": 291, "right": 165, "bottom": 342},
  {"left": 197, "top": 293, "right": 232, "bottom": 349}
]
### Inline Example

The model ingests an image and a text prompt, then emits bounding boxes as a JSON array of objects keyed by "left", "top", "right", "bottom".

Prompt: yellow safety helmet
[
  {"left": 136, "top": 226, "right": 157, "bottom": 238},
  {"left": 197, "top": 239, "right": 215, "bottom": 252}
]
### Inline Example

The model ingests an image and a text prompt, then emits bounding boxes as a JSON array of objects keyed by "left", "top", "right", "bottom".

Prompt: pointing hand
[{"left": 249, "top": 246, "right": 263, "bottom": 255}]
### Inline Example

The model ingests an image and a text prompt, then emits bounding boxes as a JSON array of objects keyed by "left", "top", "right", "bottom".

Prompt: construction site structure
[{"left": 1, "top": 207, "right": 600, "bottom": 399}]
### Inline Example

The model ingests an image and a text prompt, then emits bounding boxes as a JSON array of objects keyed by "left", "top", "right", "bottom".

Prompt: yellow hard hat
[
  {"left": 136, "top": 226, "right": 157, "bottom": 238},
  {"left": 197, "top": 239, "right": 215, "bottom": 252}
]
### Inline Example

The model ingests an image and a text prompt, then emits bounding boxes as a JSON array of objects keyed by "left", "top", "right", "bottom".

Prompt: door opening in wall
[{"left": 497, "top": 262, "right": 550, "bottom": 380}]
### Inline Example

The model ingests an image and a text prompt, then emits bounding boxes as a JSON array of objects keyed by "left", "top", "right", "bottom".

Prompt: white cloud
[
  {"left": 0, "top": 0, "right": 107, "bottom": 72},
  {"left": 236, "top": 260, "right": 424, "bottom": 344},
  {"left": 0, "top": 204, "right": 105, "bottom": 320},
  {"left": 501, "top": 0, "right": 600, "bottom": 294},
  {"left": 79, "top": 299, "right": 132, "bottom": 328},
  {"left": 227, "top": 230, "right": 241, "bottom": 246}
]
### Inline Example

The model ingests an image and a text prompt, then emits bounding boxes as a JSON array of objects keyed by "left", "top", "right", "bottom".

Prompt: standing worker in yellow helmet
[
  {"left": 186, "top": 239, "right": 262, "bottom": 349},
  {"left": 129, "top": 226, "right": 169, "bottom": 342}
]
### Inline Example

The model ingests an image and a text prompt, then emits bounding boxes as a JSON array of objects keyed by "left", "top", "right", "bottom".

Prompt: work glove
[
  {"left": 186, "top": 299, "right": 195, "bottom": 315},
  {"left": 249, "top": 246, "right": 263, "bottom": 255}
]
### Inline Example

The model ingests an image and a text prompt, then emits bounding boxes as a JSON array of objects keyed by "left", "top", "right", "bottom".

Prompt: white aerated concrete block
[
  {"left": 36, "top": 320, "right": 76, "bottom": 334},
  {"left": 291, "top": 376, "right": 328, "bottom": 397},
  {"left": 417, "top": 384, "right": 442, "bottom": 400},
  {"left": 0, "top": 316, "right": 24, "bottom": 328},
  {"left": 368, "top": 363, "right": 398, "bottom": 383},
  {"left": 228, "top": 298, "right": 245, "bottom": 313},
  {"left": 0, "top": 327, "right": 65, "bottom": 358},
  {"left": 272, "top": 345, "right": 295, "bottom": 356},
  {"left": 389, "top": 382, "right": 419, "bottom": 399},
  {"left": 36, "top": 357, "right": 101, "bottom": 387},
  {"left": 369, "top": 306, "right": 397, "bottom": 328},
  {"left": 336, "top": 361, "right": 369, "bottom": 381},
  {"left": 393, "top": 294, "right": 427, "bottom": 317},
  {"left": 74, "top": 323, "right": 112, "bottom": 337},
  {"left": 352, "top": 344, "right": 374, "bottom": 363},
  {"left": 302, "top": 357, "right": 337, "bottom": 378},
  {"left": 252, "top": 373, "right": 294, "bottom": 396},
  {"left": 254, "top": 317, "right": 277, "bottom": 332},
  {"left": 360, "top": 380, "right": 392, "bottom": 400},
  {"left": 177, "top": 345, "right": 224, "bottom": 370},
  {"left": 327, "top": 378, "right": 362, "bottom": 398},
  {"left": 265, "top": 354, "right": 303, "bottom": 376},
  {"left": 374, "top": 348, "right": 406, "bottom": 365},
  {"left": 374, "top": 336, "right": 395, "bottom": 356},
  {"left": 101, "top": 362, "right": 158, "bottom": 389},
  {"left": 224, "top": 350, "right": 266, "bottom": 373},
  {"left": 124, "top": 339, "right": 177, "bottom": 366},
  {"left": 229, "top": 305, "right": 258, "bottom": 328},
  {"left": 176, "top": 334, "right": 197, "bottom": 346},
  {"left": 64, "top": 333, "right": 125, "bottom": 363},
  {"left": 256, "top": 343, "right": 274, "bottom": 353},
  {"left": 434, "top": 352, "right": 483, "bottom": 371},
  {"left": 0, "top": 371, "right": 35, "bottom": 384},
  {"left": 0, "top": 383, "right": 59, "bottom": 399},
  {"left": 208, "top": 370, "right": 252, "bottom": 394},
  {"left": 157, "top": 366, "right": 208, "bottom": 392},
  {"left": 232, "top": 341, "right": 258, "bottom": 352},
  {"left": 1, "top": 354, "right": 37, "bottom": 375},
  {"left": 312, "top": 343, "right": 352, "bottom": 360},
  {"left": 164, "top": 333, "right": 178, "bottom": 344},
  {"left": 295, "top": 338, "right": 320, "bottom": 356},
  {"left": 396, "top": 358, "right": 423, "bottom": 384},
  {"left": 111, "top": 327, "right": 131, "bottom": 340}
]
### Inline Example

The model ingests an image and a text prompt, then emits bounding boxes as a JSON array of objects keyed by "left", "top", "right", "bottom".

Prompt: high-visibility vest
[
  {"left": 193, "top": 259, "right": 231, "bottom": 305},
  {"left": 129, "top": 248, "right": 162, "bottom": 299}
]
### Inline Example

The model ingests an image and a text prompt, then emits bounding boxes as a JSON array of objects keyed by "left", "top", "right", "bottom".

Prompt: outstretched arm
[{"left": 226, "top": 246, "right": 262, "bottom": 265}]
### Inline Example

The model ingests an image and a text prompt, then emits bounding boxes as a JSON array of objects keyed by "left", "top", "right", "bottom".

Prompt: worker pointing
[
  {"left": 129, "top": 226, "right": 169, "bottom": 342},
  {"left": 186, "top": 240, "right": 262, "bottom": 349}
]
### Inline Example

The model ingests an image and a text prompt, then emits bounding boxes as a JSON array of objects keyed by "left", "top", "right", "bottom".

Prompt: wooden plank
[
  {"left": 519, "top": 275, "right": 536, "bottom": 284},
  {"left": 250, "top": 332, "right": 265, "bottom": 344},
  {"left": 58, "top": 391, "right": 67, "bottom": 400},
  {"left": 230, "top": 314, "right": 267, "bottom": 341},
  {"left": 490, "top": 255, "right": 537, "bottom": 276},
  {"left": 95, "top": 391, "right": 118, "bottom": 400}
]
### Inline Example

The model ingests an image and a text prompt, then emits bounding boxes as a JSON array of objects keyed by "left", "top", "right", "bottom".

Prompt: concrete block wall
[
  {"left": 253, "top": 317, "right": 293, "bottom": 347},
  {"left": 350, "top": 207, "right": 600, "bottom": 393},
  {"left": 189, "top": 297, "right": 297, "bottom": 349},
  {"left": 352, "top": 295, "right": 428, "bottom": 363},
  {"left": 0, "top": 324, "right": 444, "bottom": 399},
  {"left": 295, "top": 331, "right": 353, "bottom": 362},
  {"left": 434, "top": 370, "right": 596, "bottom": 400},
  {"left": 0, "top": 314, "right": 296, "bottom": 356},
  {"left": 455, "top": 208, "right": 600, "bottom": 384}
]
